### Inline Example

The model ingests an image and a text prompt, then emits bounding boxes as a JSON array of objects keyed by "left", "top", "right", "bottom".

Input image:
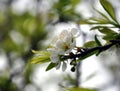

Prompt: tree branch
[{"left": 76, "top": 39, "right": 120, "bottom": 60}]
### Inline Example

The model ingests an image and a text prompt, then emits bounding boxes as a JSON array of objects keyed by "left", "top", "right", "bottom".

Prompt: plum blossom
[{"left": 47, "top": 28, "right": 80, "bottom": 71}]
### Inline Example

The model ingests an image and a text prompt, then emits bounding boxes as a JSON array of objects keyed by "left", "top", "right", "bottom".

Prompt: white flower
[
  {"left": 56, "top": 39, "right": 73, "bottom": 54},
  {"left": 70, "top": 28, "right": 80, "bottom": 38},
  {"left": 55, "top": 28, "right": 79, "bottom": 54},
  {"left": 47, "top": 28, "right": 80, "bottom": 71},
  {"left": 50, "top": 53, "right": 60, "bottom": 63}
]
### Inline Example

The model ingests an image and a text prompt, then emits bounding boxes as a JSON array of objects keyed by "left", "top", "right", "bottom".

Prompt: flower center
[{"left": 63, "top": 43, "right": 70, "bottom": 51}]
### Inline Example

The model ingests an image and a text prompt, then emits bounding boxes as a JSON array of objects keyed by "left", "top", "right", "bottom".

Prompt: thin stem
[
  {"left": 63, "top": 39, "right": 120, "bottom": 61},
  {"left": 76, "top": 40, "right": 118, "bottom": 60},
  {"left": 75, "top": 24, "right": 87, "bottom": 87},
  {"left": 75, "top": 62, "right": 81, "bottom": 87}
]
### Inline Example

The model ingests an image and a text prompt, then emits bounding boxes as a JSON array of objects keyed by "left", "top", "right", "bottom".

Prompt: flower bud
[{"left": 71, "top": 66, "right": 75, "bottom": 72}]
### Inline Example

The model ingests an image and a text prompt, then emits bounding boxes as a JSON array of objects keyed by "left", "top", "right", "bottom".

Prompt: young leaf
[
  {"left": 98, "top": 27, "right": 117, "bottom": 35},
  {"left": 100, "top": 0, "right": 118, "bottom": 23},
  {"left": 89, "top": 18, "right": 110, "bottom": 24},
  {"left": 95, "top": 35, "right": 102, "bottom": 46},
  {"left": 94, "top": 8, "right": 110, "bottom": 21},
  {"left": 46, "top": 62, "right": 57, "bottom": 71},
  {"left": 32, "top": 50, "right": 50, "bottom": 56},
  {"left": 79, "top": 20, "right": 96, "bottom": 25},
  {"left": 103, "top": 33, "right": 120, "bottom": 41},
  {"left": 31, "top": 50, "right": 51, "bottom": 64},
  {"left": 31, "top": 56, "right": 50, "bottom": 64},
  {"left": 90, "top": 26, "right": 107, "bottom": 30},
  {"left": 84, "top": 41, "right": 97, "bottom": 48},
  {"left": 80, "top": 18, "right": 110, "bottom": 25}
]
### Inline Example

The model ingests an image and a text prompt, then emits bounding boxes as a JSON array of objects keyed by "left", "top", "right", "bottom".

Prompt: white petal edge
[
  {"left": 50, "top": 54, "right": 60, "bottom": 63},
  {"left": 62, "top": 61, "right": 67, "bottom": 71},
  {"left": 56, "top": 62, "right": 61, "bottom": 69}
]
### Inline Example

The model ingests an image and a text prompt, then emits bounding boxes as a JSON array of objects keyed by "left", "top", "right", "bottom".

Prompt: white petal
[
  {"left": 47, "top": 48, "right": 56, "bottom": 53},
  {"left": 56, "top": 40, "right": 64, "bottom": 49},
  {"left": 70, "top": 40, "right": 76, "bottom": 48},
  {"left": 64, "top": 34, "right": 72, "bottom": 44},
  {"left": 71, "top": 28, "right": 78, "bottom": 35},
  {"left": 57, "top": 49, "right": 65, "bottom": 55},
  {"left": 71, "top": 28, "right": 80, "bottom": 38},
  {"left": 56, "top": 62, "right": 61, "bottom": 69},
  {"left": 59, "top": 30, "right": 69, "bottom": 40},
  {"left": 50, "top": 54, "right": 60, "bottom": 63},
  {"left": 51, "top": 36, "right": 58, "bottom": 44},
  {"left": 62, "top": 61, "right": 67, "bottom": 71}
]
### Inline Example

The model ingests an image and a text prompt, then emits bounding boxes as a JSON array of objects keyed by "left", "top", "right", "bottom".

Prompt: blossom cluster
[{"left": 47, "top": 28, "right": 80, "bottom": 71}]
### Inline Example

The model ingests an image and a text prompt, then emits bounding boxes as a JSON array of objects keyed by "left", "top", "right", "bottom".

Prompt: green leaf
[
  {"left": 98, "top": 27, "right": 117, "bottom": 35},
  {"left": 95, "top": 35, "right": 102, "bottom": 46},
  {"left": 67, "top": 87, "right": 96, "bottom": 91},
  {"left": 46, "top": 62, "right": 57, "bottom": 71},
  {"left": 84, "top": 41, "right": 98, "bottom": 48},
  {"left": 100, "top": 0, "right": 118, "bottom": 23},
  {"left": 103, "top": 33, "right": 120, "bottom": 41},
  {"left": 95, "top": 8, "right": 110, "bottom": 21},
  {"left": 79, "top": 19, "right": 103, "bottom": 25},
  {"left": 89, "top": 18, "right": 110, "bottom": 24},
  {"left": 79, "top": 20, "right": 95, "bottom": 25},
  {"left": 31, "top": 55, "right": 50, "bottom": 64},
  {"left": 31, "top": 50, "right": 51, "bottom": 64},
  {"left": 90, "top": 26, "right": 107, "bottom": 30},
  {"left": 32, "top": 50, "right": 50, "bottom": 56},
  {"left": 80, "top": 18, "right": 110, "bottom": 25},
  {"left": 82, "top": 41, "right": 99, "bottom": 59}
]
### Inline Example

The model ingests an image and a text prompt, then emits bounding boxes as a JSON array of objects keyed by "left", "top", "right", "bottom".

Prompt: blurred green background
[
  {"left": 1, "top": 0, "right": 120, "bottom": 91},
  {"left": 0, "top": 0, "right": 81, "bottom": 91}
]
